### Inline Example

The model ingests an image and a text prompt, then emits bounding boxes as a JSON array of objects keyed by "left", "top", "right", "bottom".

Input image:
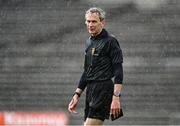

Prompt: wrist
[
  {"left": 113, "top": 91, "right": 121, "bottom": 97},
  {"left": 112, "top": 96, "right": 120, "bottom": 101},
  {"left": 73, "top": 92, "right": 81, "bottom": 98}
]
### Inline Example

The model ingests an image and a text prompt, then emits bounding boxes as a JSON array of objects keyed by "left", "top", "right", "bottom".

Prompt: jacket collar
[{"left": 90, "top": 29, "right": 108, "bottom": 40}]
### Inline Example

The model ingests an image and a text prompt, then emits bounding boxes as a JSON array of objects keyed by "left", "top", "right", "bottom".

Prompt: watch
[
  {"left": 73, "top": 92, "right": 81, "bottom": 97},
  {"left": 113, "top": 92, "right": 121, "bottom": 97}
]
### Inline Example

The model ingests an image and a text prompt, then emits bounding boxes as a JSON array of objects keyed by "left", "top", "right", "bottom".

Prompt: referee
[{"left": 68, "top": 7, "right": 123, "bottom": 126}]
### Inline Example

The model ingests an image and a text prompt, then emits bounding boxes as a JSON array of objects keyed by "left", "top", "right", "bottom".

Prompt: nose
[{"left": 88, "top": 22, "right": 93, "bottom": 27}]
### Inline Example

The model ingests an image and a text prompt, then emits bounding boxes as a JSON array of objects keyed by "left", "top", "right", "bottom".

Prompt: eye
[{"left": 86, "top": 20, "right": 97, "bottom": 24}]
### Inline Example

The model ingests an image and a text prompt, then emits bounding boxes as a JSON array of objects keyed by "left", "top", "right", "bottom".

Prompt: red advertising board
[{"left": 0, "top": 112, "right": 68, "bottom": 126}]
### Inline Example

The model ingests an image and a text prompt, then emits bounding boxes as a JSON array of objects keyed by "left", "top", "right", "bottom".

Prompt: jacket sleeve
[
  {"left": 77, "top": 71, "right": 87, "bottom": 90},
  {"left": 109, "top": 38, "right": 123, "bottom": 84}
]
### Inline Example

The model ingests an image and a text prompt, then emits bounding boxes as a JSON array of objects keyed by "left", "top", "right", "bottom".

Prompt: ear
[{"left": 101, "top": 20, "right": 105, "bottom": 27}]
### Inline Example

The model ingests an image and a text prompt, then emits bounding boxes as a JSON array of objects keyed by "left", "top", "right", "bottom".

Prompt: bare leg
[{"left": 84, "top": 118, "right": 103, "bottom": 126}]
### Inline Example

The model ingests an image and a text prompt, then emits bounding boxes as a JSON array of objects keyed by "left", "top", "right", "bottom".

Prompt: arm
[
  {"left": 68, "top": 88, "right": 82, "bottom": 113},
  {"left": 111, "top": 63, "right": 123, "bottom": 118},
  {"left": 111, "top": 84, "right": 122, "bottom": 118},
  {"left": 68, "top": 71, "right": 87, "bottom": 113},
  {"left": 108, "top": 38, "right": 124, "bottom": 118}
]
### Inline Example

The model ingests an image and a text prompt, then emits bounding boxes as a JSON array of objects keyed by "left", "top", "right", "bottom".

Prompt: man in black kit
[{"left": 68, "top": 7, "right": 123, "bottom": 126}]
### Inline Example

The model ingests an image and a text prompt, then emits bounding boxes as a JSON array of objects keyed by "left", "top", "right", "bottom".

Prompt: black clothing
[
  {"left": 84, "top": 79, "right": 114, "bottom": 121},
  {"left": 78, "top": 29, "right": 123, "bottom": 90}
]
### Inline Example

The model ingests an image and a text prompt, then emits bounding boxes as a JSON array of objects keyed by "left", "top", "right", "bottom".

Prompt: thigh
[
  {"left": 84, "top": 117, "right": 103, "bottom": 126},
  {"left": 88, "top": 80, "right": 113, "bottom": 109},
  {"left": 85, "top": 80, "right": 113, "bottom": 121}
]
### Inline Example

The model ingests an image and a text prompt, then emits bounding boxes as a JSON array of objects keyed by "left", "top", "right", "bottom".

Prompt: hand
[
  {"left": 68, "top": 95, "right": 79, "bottom": 114},
  {"left": 110, "top": 96, "right": 121, "bottom": 118}
]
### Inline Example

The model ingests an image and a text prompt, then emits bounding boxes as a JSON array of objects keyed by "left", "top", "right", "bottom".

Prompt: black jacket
[{"left": 78, "top": 29, "right": 123, "bottom": 90}]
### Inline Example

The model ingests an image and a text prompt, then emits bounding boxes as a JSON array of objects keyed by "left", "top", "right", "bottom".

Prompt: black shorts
[{"left": 84, "top": 79, "right": 114, "bottom": 121}]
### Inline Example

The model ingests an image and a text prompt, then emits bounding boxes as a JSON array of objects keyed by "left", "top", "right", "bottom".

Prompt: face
[{"left": 85, "top": 13, "right": 105, "bottom": 36}]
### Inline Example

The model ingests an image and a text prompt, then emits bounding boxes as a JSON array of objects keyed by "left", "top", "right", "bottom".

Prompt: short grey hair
[{"left": 85, "top": 7, "right": 106, "bottom": 21}]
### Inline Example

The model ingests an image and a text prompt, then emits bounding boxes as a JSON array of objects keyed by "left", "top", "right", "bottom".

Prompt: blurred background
[{"left": 0, "top": 0, "right": 180, "bottom": 125}]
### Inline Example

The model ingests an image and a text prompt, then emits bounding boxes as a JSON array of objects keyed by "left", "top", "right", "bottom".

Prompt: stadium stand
[{"left": 0, "top": 0, "right": 179, "bottom": 125}]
